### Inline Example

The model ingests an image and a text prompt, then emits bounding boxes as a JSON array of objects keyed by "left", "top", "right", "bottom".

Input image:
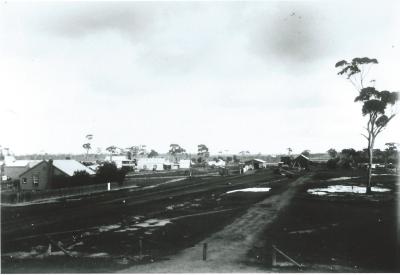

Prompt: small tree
[
  {"left": 169, "top": 144, "right": 185, "bottom": 162},
  {"left": 327, "top": 148, "right": 338, "bottom": 159},
  {"left": 148, "top": 149, "right": 159, "bottom": 158},
  {"left": 82, "top": 134, "right": 93, "bottom": 161},
  {"left": 336, "top": 57, "right": 399, "bottom": 193},
  {"left": 197, "top": 144, "right": 210, "bottom": 163},
  {"left": 106, "top": 146, "right": 117, "bottom": 161},
  {"left": 340, "top": 148, "right": 357, "bottom": 169},
  {"left": 96, "top": 162, "right": 119, "bottom": 183},
  {"left": 82, "top": 143, "right": 91, "bottom": 160}
]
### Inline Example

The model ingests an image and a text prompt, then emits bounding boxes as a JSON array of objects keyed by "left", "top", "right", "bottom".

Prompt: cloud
[
  {"left": 42, "top": 2, "right": 156, "bottom": 39},
  {"left": 1, "top": 1, "right": 399, "bottom": 154},
  {"left": 245, "top": 2, "right": 329, "bottom": 69}
]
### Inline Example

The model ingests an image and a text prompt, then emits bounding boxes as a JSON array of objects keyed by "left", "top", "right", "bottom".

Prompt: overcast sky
[{"left": 1, "top": 0, "right": 399, "bottom": 155}]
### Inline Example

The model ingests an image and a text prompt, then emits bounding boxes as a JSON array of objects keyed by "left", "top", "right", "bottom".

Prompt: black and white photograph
[{"left": 0, "top": 0, "right": 399, "bottom": 273}]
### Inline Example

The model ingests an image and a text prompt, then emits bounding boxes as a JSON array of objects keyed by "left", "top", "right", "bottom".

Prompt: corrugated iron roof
[
  {"left": 5, "top": 160, "right": 41, "bottom": 167},
  {"left": 52, "top": 160, "right": 95, "bottom": 176}
]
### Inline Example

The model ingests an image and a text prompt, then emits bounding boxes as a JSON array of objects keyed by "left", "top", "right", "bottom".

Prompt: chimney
[{"left": 48, "top": 159, "right": 54, "bottom": 188}]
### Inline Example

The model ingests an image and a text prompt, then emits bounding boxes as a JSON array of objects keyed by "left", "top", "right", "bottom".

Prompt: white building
[
  {"left": 208, "top": 159, "right": 226, "bottom": 167},
  {"left": 104, "top": 155, "right": 136, "bottom": 169},
  {"left": 137, "top": 158, "right": 166, "bottom": 171},
  {"left": 179, "top": 159, "right": 192, "bottom": 169}
]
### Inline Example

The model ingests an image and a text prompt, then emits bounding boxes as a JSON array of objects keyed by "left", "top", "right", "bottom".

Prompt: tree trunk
[{"left": 366, "top": 147, "right": 373, "bottom": 194}]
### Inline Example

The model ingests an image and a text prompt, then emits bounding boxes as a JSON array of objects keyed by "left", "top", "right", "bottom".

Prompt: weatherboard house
[
  {"left": 3, "top": 159, "right": 41, "bottom": 182},
  {"left": 19, "top": 159, "right": 95, "bottom": 191}
]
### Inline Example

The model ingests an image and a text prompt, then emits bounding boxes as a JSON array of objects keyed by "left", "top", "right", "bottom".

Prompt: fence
[{"left": 1, "top": 180, "right": 140, "bottom": 204}]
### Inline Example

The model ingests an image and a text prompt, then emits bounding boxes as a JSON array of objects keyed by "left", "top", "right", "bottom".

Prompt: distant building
[
  {"left": 19, "top": 159, "right": 95, "bottom": 191},
  {"left": 244, "top": 159, "right": 267, "bottom": 169},
  {"left": 292, "top": 154, "right": 311, "bottom": 169},
  {"left": 179, "top": 159, "right": 192, "bottom": 169},
  {"left": 137, "top": 158, "right": 166, "bottom": 171},
  {"left": 0, "top": 161, "right": 5, "bottom": 183},
  {"left": 309, "top": 154, "right": 330, "bottom": 164},
  {"left": 208, "top": 159, "right": 226, "bottom": 168},
  {"left": 104, "top": 155, "right": 136, "bottom": 169}
]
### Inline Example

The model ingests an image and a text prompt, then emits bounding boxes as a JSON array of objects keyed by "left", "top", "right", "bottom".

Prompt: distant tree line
[{"left": 326, "top": 143, "right": 398, "bottom": 169}]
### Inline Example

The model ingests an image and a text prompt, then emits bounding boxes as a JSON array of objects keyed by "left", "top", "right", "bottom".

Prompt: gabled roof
[
  {"left": 52, "top": 160, "right": 95, "bottom": 176},
  {"left": 19, "top": 159, "right": 95, "bottom": 178},
  {"left": 296, "top": 154, "right": 310, "bottom": 160},
  {"left": 19, "top": 160, "right": 47, "bottom": 177},
  {"left": 245, "top": 159, "right": 266, "bottom": 164}
]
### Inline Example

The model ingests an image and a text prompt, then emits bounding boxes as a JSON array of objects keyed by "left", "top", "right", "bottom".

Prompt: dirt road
[{"left": 122, "top": 174, "right": 311, "bottom": 273}]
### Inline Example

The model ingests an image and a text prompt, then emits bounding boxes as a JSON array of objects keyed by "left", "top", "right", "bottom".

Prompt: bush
[
  {"left": 341, "top": 160, "right": 352, "bottom": 169},
  {"left": 96, "top": 162, "right": 119, "bottom": 183},
  {"left": 95, "top": 162, "right": 128, "bottom": 185},
  {"left": 52, "top": 171, "right": 93, "bottom": 189},
  {"left": 327, "top": 158, "right": 339, "bottom": 169}
]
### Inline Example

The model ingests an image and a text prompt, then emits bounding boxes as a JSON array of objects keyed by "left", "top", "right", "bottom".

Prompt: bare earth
[{"left": 122, "top": 175, "right": 311, "bottom": 273}]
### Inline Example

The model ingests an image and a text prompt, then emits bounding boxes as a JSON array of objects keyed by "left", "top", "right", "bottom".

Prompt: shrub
[
  {"left": 95, "top": 162, "right": 128, "bottom": 185},
  {"left": 327, "top": 158, "right": 339, "bottom": 169}
]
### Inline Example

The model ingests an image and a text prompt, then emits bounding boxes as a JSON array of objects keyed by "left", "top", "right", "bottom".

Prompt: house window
[
  {"left": 22, "top": 178, "right": 27, "bottom": 184},
  {"left": 32, "top": 174, "right": 39, "bottom": 187}
]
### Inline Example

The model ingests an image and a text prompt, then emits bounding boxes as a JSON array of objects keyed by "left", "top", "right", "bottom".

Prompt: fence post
[
  {"left": 203, "top": 243, "right": 207, "bottom": 261},
  {"left": 139, "top": 237, "right": 143, "bottom": 260},
  {"left": 47, "top": 243, "right": 52, "bottom": 255},
  {"left": 271, "top": 246, "right": 277, "bottom": 266}
]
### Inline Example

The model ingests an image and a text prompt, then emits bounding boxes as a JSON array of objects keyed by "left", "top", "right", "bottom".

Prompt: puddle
[
  {"left": 326, "top": 177, "right": 359, "bottom": 182},
  {"left": 165, "top": 202, "right": 192, "bottom": 211},
  {"left": 98, "top": 224, "right": 121, "bottom": 232},
  {"left": 66, "top": 241, "right": 84, "bottom": 250},
  {"left": 115, "top": 227, "right": 139, "bottom": 233},
  {"left": 226, "top": 187, "right": 271, "bottom": 194},
  {"left": 308, "top": 185, "right": 391, "bottom": 195},
  {"left": 135, "top": 219, "right": 171, "bottom": 228},
  {"left": 87, "top": 252, "right": 109, "bottom": 258},
  {"left": 4, "top": 250, "right": 80, "bottom": 259}
]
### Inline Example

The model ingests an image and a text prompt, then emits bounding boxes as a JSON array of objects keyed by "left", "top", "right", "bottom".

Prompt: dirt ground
[
  {"left": 2, "top": 167, "right": 398, "bottom": 273},
  {"left": 247, "top": 168, "right": 399, "bottom": 272},
  {"left": 120, "top": 174, "right": 312, "bottom": 273},
  {"left": 1, "top": 168, "right": 295, "bottom": 273}
]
